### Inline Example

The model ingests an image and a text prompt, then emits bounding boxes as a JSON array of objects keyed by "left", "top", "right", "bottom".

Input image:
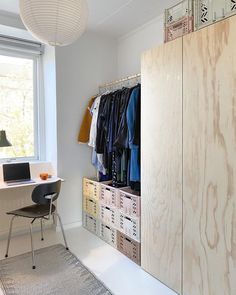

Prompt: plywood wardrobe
[{"left": 141, "top": 15, "right": 236, "bottom": 295}]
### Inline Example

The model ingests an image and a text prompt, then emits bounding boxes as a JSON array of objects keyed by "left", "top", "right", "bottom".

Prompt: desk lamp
[{"left": 0, "top": 130, "right": 12, "bottom": 147}]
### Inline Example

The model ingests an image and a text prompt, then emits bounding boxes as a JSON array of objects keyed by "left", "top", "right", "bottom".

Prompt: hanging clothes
[
  {"left": 78, "top": 96, "right": 96, "bottom": 144},
  {"left": 82, "top": 82, "right": 141, "bottom": 191},
  {"left": 126, "top": 84, "right": 141, "bottom": 182},
  {"left": 88, "top": 96, "right": 106, "bottom": 175},
  {"left": 88, "top": 96, "right": 101, "bottom": 148}
]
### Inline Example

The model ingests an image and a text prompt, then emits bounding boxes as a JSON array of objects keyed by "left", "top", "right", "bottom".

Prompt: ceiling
[{"left": 0, "top": 0, "right": 177, "bottom": 37}]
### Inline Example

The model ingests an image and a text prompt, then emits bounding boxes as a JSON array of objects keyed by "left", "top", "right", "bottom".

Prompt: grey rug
[{"left": 0, "top": 244, "right": 112, "bottom": 295}]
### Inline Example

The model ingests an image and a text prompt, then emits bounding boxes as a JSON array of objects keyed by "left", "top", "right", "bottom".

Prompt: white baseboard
[
  {"left": 56, "top": 221, "right": 82, "bottom": 232},
  {"left": 0, "top": 221, "right": 82, "bottom": 240},
  {"left": 0, "top": 222, "right": 54, "bottom": 241}
]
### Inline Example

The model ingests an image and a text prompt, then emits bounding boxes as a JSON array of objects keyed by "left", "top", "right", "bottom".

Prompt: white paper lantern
[{"left": 19, "top": 0, "right": 89, "bottom": 46}]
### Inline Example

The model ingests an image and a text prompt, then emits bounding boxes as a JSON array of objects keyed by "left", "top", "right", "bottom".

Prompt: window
[{"left": 0, "top": 50, "right": 41, "bottom": 161}]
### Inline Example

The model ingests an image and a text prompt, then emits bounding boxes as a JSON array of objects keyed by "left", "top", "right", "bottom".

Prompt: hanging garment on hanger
[
  {"left": 126, "top": 84, "right": 141, "bottom": 182},
  {"left": 78, "top": 96, "right": 96, "bottom": 144},
  {"left": 88, "top": 95, "right": 107, "bottom": 175},
  {"left": 114, "top": 86, "right": 136, "bottom": 149},
  {"left": 88, "top": 96, "right": 101, "bottom": 147}
]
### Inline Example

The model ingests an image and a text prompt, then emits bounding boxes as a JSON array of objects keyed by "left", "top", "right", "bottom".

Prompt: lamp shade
[
  {"left": 0, "top": 130, "right": 12, "bottom": 147},
  {"left": 19, "top": 0, "right": 89, "bottom": 47}
]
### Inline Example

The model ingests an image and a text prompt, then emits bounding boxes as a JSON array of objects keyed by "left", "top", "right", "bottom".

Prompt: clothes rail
[{"left": 99, "top": 73, "right": 141, "bottom": 94}]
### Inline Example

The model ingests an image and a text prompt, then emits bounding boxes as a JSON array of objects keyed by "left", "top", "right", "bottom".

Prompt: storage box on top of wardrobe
[
  {"left": 164, "top": 0, "right": 194, "bottom": 42},
  {"left": 195, "top": 0, "right": 236, "bottom": 30}
]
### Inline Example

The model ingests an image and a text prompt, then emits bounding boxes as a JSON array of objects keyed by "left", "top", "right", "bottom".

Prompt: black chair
[{"left": 5, "top": 180, "right": 69, "bottom": 269}]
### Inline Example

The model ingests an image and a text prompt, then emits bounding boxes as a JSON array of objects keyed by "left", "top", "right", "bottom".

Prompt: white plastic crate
[
  {"left": 195, "top": 0, "right": 236, "bottom": 30},
  {"left": 83, "top": 197, "right": 99, "bottom": 218},
  {"left": 100, "top": 204, "right": 117, "bottom": 228},
  {"left": 83, "top": 212, "right": 99, "bottom": 235},
  {"left": 99, "top": 222, "right": 117, "bottom": 248},
  {"left": 164, "top": 0, "right": 194, "bottom": 42},
  {"left": 117, "top": 212, "right": 140, "bottom": 242},
  {"left": 100, "top": 183, "right": 120, "bottom": 208},
  {"left": 119, "top": 187, "right": 141, "bottom": 218}
]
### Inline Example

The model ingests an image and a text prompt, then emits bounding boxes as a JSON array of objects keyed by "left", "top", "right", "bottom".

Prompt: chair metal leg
[
  {"left": 29, "top": 221, "right": 36, "bottom": 269},
  {"left": 54, "top": 212, "right": 69, "bottom": 250},
  {"left": 40, "top": 219, "right": 44, "bottom": 241},
  {"left": 5, "top": 215, "right": 17, "bottom": 258}
]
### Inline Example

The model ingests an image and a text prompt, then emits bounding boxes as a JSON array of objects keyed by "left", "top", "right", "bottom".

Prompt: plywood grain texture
[
  {"left": 141, "top": 38, "right": 183, "bottom": 294},
  {"left": 183, "top": 16, "right": 236, "bottom": 295}
]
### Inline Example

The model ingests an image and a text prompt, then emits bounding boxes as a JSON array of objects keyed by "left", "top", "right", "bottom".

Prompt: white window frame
[{"left": 0, "top": 48, "right": 45, "bottom": 163}]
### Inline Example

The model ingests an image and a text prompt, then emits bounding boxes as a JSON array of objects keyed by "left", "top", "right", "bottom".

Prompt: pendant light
[{"left": 19, "top": 0, "right": 89, "bottom": 47}]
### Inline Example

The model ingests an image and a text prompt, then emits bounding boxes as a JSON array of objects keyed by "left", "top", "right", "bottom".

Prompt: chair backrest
[{"left": 31, "top": 180, "right": 61, "bottom": 205}]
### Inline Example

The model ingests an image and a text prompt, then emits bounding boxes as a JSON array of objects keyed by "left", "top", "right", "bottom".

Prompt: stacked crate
[
  {"left": 195, "top": 0, "right": 236, "bottom": 30},
  {"left": 82, "top": 177, "right": 141, "bottom": 265},
  {"left": 116, "top": 187, "right": 141, "bottom": 265},
  {"left": 99, "top": 183, "right": 119, "bottom": 248},
  {"left": 164, "top": 0, "right": 194, "bottom": 43},
  {"left": 82, "top": 178, "right": 101, "bottom": 235}
]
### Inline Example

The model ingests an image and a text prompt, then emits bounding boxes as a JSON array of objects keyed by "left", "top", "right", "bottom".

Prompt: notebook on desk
[{"left": 3, "top": 163, "right": 35, "bottom": 186}]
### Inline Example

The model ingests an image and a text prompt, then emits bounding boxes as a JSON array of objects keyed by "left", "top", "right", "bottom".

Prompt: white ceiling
[{"left": 0, "top": 0, "right": 178, "bottom": 37}]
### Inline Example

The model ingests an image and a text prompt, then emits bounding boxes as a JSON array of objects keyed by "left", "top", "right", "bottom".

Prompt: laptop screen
[{"left": 3, "top": 163, "right": 31, "bottom": 182}]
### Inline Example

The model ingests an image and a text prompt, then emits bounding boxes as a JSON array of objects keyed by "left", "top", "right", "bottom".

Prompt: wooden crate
[
  {"left": 100, "top": 183, "right": 120, "bottom": 208},
  {"left": 117, "top": 231, "right": 141, "bottom": 265},
  {"left": 83, "top": 196, "right": 99, "bottom": 218},
  {"left": 164, "top": 0, "right": 194, "bottom": 42},
  {"left": 100, "top": 204, "right": 117, "bottom": 228},
  {"left": 119, "top": 187, "right": 141, "bottom": 218},
  {"left": 195, "top": 0, "right": 236, "bottom": 30},
  {"left": 83, "top": 212, "right": 99, "bottom": 235},
  {"left": 99, "top": 222, "right": 117, "bottom": 248},
  {"left": 117, "top": 212, "right": 140, "bottom": 242},
  {"left": 83, "top": 178, "right": 100, "bottom": 200}
]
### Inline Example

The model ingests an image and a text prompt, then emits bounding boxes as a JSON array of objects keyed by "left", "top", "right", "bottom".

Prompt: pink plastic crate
[
  {"left": 119, "top": 187, "right": 141, "bottom": 218},
  {"left": 117, "top": 212, "right": 140, "bottom": 242},
  {"left": 117, "top": 231, "right": 141, "bottom": 265},
  {"left": 100, "top": 204, "right": 117, "bottom": 228},
  {"left": 100, "top": 183, "right": 120, "bottom": 208}
]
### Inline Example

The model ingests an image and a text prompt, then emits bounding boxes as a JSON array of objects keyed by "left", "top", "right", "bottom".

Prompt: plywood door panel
[
  {"left": 141, "top": 39, "right": 183, "bottom": 294},
  {"left": 183, "top": 16, "right": 236, "bottom": 295}
]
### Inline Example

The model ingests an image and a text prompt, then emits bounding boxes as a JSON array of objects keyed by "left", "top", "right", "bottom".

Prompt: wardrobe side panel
[
  {"left": 141, "top": 39, "right": 183, "bottom": 294},
  {"left": 183, "top": 16, "right": 236, "bottom": 295}
]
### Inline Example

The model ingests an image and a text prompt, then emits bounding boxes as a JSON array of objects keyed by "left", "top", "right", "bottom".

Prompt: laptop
[{"left": 3, "top": 163, "right": 35, "bottom": 186}]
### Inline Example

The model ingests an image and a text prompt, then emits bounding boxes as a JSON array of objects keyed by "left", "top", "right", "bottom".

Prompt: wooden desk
[{"left": 0, "top": 177, "right": 63, "bottom": 191}]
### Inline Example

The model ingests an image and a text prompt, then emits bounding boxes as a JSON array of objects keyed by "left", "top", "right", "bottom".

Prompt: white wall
[
  {"left": 117, "top": 15, "right": 164, "bottom": 78},
  {"left": 43, "top": 46, "right": 57, "bottom": 173},
  {"left": 55, "top": 32, "right": 117, "bottom": 226}
]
